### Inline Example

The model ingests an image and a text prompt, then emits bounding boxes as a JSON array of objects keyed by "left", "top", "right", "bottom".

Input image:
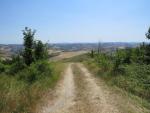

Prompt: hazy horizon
[
  {"left": 0, "top": 0, "right": 150, "bottom": 44},
  {"left": 0, "top": 42, "right": 145, "bottom": 45}
]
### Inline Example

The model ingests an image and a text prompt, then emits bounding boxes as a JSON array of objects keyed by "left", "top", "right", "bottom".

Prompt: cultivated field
[{"left": 50, "top": 51, "right": 88, "bottom": 61}]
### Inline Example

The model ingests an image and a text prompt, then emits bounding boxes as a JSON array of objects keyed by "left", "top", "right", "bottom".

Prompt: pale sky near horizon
[{"left": 0, "top": 0, "right": 150, "bottom": 44}]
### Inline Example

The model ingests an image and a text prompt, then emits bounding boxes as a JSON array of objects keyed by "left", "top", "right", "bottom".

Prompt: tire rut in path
[
  {"left": 73, "top": 63, "right": 120, "bottom": 113},
  {"left": 75, "top": 63, "right": 149, "bottom": 113},
  {"left": 40, "top": 63, "right": 75, "bottom": 113},
  {"left": 71, "top": 63, "right": 94, "bottom": 113}
]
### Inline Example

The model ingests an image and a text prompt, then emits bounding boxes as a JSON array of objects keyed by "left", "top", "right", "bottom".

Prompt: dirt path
[
  {"left": 73, "top": 63, "right": 120, "bottom": 113},
  {"left": 38, "top": 63, "right": 75, "bottom": 113},
  {"left": 38, "top": 63, "right": 149, "bottom": 113}
]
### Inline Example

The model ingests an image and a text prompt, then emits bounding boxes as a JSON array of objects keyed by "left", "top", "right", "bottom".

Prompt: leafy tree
[
  {"left": 34, "top": 40, "right": 45, "bottom": 60},
  {"left": 144, "top": 27, "right": 150, "bottom": 64},
  {"left": 22, "top": 27, "right": 35, "bottom": 65},
  {"left": 146, "top": 27, "right": 150, "bottom": 39}
]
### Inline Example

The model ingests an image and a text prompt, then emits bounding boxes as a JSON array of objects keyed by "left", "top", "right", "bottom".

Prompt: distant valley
[{"left": 0, "top": 42, "right": 140, "bottom": 59}]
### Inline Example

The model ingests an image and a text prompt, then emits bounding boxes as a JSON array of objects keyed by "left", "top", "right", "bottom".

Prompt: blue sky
[{"left": 0, "top": 0, "right": 150, "bottom": 44}]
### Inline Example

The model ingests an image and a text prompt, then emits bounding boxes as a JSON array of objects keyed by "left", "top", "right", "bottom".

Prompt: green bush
[
  {"left": 5, "top": 55, "right": 26, "bottom": 75},
  {"left": 8, "top": 62, "right": 26, "bottom": 75},
  {"left": 94, "top": 54, "right": 112, "bottom": 72},
  {"left": 34, "top": 60, "right": 52, "bottom": 76},
  {"left": 18, "top": 60, "right": 52, "bottom": 84},
  {"left": 110, "top": 64, "right": 150, "bottom": 101},
  {"left": 0, "top": 63, "right": 5, "bottom": 73},
  {"left": 124, "top": 64, "right": 150, "bottom": 101}
]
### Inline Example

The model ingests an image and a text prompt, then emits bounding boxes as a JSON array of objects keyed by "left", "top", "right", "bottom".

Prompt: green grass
[{"left": 0, "top": 61, "right": 65, "bottom": 113}]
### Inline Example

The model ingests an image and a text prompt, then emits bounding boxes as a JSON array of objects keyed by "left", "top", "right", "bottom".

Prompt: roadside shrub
[
  {"left": 1, "top": 59, "right": 13, "bottom": 65},
  {"left": 112, "top": 62, "right": 125, "bottom": 75},
  {"left": 0, "top": 63, "right": 5, "bottom": 73},
  {"left": 18, "top": 60, "right": 52, "bottom": 84},
  {"left": 34, "top": 60, "right": 52, "bottom": 76},
  {"left": 7, "top": 61, "right": 26, "bottom": 75},
  {"left": 95, "top": 54, "right": 111, "bottom": 72},
  {"left": 99, "top": 59, "right": 110, "bottom": 72}
]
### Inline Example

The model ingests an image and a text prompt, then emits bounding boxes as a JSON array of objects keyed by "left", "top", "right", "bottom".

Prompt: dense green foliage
[
  {"left": 0, "top": 27, "right": 49, "bottom": 77},
  {"left": 34, "top": 40, "right": 46, "bottom": 60},
  {"left": 23, "top": 27, "right": 35, "bottom": 65},
  {"left": 146, "top": 27, "right": 150, "bottom": 39},
  {"left": 86, "top": 44, "right": 150, "bottom": 101},
  {"left": 84, "top": 28, "right": 150, "bottom": 104},
  {"left": 23, "top": 27, "right": 48, "bottom": 65}
]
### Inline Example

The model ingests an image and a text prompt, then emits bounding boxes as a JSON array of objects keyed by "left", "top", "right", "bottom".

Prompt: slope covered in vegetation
[
  {"left": 0, "top": 28, "right": 64, "bottom": 113},
  {"left": 80, "top": 28, "right": 150, "bottom": 109}
]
